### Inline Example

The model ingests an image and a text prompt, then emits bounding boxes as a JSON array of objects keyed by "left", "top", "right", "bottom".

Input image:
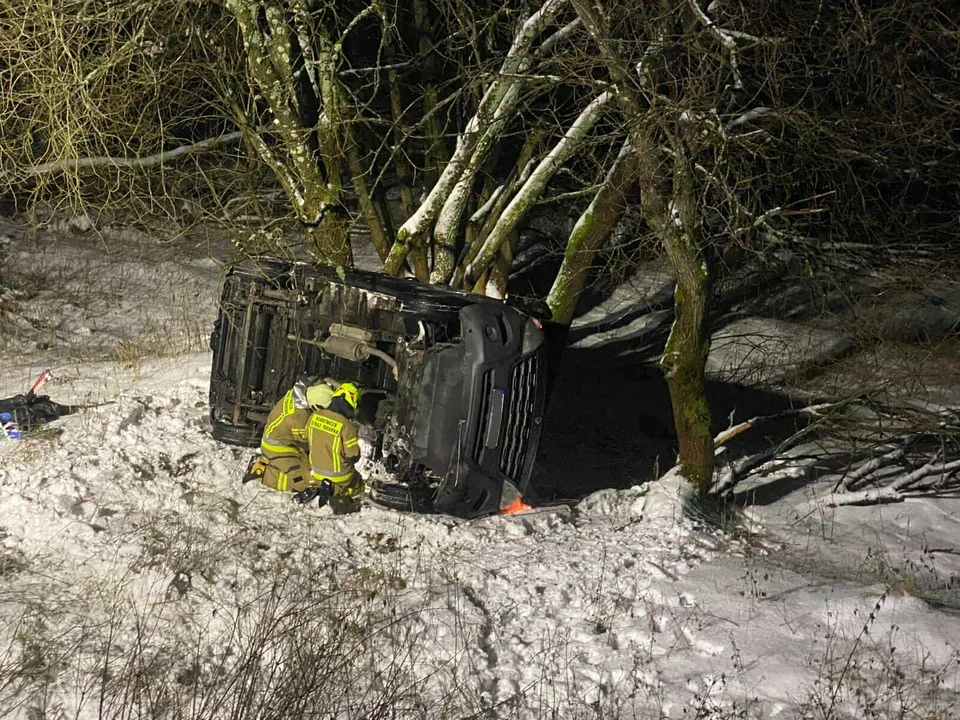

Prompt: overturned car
[{"left": 208, "top": 260, "right": 550, "bottom": 518}]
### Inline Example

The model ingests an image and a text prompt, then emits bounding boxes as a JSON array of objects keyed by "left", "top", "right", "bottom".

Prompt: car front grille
[
  {"left": 472, "top": 369, "right": 494, "bottom": 462},
  {"left": 499, "top": 352, "right": 540, "bottom": 482}
]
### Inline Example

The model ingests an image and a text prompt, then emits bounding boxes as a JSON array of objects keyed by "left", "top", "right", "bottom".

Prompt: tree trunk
[
  {"left": 345, "top": 138, "right": 392, "bottom": 263},
  {"left": 573, "top": 0, "right": 715, "bottom": 492},
  {"left": 465, "top": 90, "right": 614, "bottom": 284},
  {"left": 658, "top": 154, "right": 713, "bottom": 491},
  {"left": 615, "top": 136, "right": 712, "bottom": 491},
  {"left": 413, "top": 0, "right": 446, "bottom": 187},
  {"left": 385, "top": 0, "right": 569, "bottom": 277},
  {"left": 226, "top": 0, "right": 350, "bottom": 265},
  {"left": 304, "top": 213, "right": 353, "bottom": 267},
  {"left": 547, "top": 141, "right": 637, "bottom": 324}
]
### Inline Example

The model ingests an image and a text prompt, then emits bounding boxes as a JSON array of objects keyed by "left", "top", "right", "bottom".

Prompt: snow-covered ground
[{"left": 1, "top": 219, "right": 959, "bottom": 719}]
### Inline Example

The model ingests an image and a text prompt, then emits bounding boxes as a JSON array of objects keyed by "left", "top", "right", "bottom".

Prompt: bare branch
[
  {"left": 337, "top": 60, "right": 417, "bottom": 77},
  {"left": 332, "top": 3, "right": 382, "bottom": 59},
  {"left": 686, "top": 0, "right": 743, "bottom": 90},
  {"left": 536, "top": 184, "right": 603, "bottom": 205},
  {"left": 713, "top": 403, "right": 838, "bottom": 448},
  {"left": 9, "top": 132, "right": 244, "bottom": 180},
  {"left": 537, "top": 18, "right": 582, "bottom": 56}
]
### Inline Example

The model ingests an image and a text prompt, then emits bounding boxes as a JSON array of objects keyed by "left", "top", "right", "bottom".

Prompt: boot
[
  {"left": 242, "top": 455, "right": 267, "bottom": 484},
  {"left": 329, "top": 474, "right": 364, "bottom": 514},
  {"left": 329, "top": 494, "right": 362, "bottom": 515}
]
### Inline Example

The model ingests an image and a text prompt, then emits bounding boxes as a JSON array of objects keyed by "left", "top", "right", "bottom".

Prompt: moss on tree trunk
[
  {"left": 572, "top": 0, "right": 715, "bottom": 491},
  {"left": 659, "top": 159, "right": 714, "bottom": 493},
  {"left": 661, "top": 273, "right": 713, "bottom": 492},
  {"left": 547, "top": 141, "right": 637, "bottom": 324}
]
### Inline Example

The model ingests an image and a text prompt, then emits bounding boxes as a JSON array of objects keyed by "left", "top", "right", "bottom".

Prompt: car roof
[{"left": 239, "top": 258, "right": 552, "bottom": 320}]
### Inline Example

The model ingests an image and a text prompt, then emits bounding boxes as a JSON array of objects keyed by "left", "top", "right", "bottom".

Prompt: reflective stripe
[
  {"left": 277, "top": 472, "right": 288, "bottom": 492},
  {"left": 264, "top": 390, "right": 294, "bottom": 439},
  {"left": 344, "top": 437, "right": 359, "bottom": 448},
  {"left": 311, "top": 468, "right": 353, "bottom": 484},
  {"left": 261, "top": 439, "right": 298, "bottom": 455},
  {"left": 308, "top": 412, "right": 348, "bottom": 480}
]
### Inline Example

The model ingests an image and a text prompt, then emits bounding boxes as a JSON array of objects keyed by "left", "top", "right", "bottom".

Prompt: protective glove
[{"left": 292, "top": 480, "right": 333, "bottom": 507}]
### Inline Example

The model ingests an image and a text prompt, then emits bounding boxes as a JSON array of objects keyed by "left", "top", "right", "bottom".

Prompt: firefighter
[
  {"left": 242, "top": 379, "right": 335, "bottom": 491},
  {"left": 293, "top": 381, "right": 365, "bottom": 514}
]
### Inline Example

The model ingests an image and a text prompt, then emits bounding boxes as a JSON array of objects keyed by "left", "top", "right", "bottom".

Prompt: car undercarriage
[{"left": 209, "top": 260, "right": 551, "bottom": 518}]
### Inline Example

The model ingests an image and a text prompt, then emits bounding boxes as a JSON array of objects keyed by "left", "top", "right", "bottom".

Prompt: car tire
[
  {"left": 210, "top": 417, "right": 262, "bottom": 447},
  {"left": 369, "top": 482, "right": 436, "bottom": 513}
]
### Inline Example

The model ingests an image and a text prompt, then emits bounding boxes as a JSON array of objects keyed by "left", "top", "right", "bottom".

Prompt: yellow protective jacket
[
  {"left": 307, "top": 407, "right": 361, "bottom": 485},
  {"left": 261, "top": 382, "right": 311, "bottom": 457}
]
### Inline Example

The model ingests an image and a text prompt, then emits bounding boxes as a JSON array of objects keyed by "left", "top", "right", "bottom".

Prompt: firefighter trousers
[{"left": 259, "top": 447, "right": 312, "bottom": 492}]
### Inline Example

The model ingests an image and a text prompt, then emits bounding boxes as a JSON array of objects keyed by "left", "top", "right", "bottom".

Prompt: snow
[
  {"left": 1, "top": 220, "right": 959, "bottom": 718},
  {"left": 705, "top": 317, "right": 855, "bottom": 387},
  {"left": 570, "top": 260, "right": 674, "bottom": 334},
  {"left": 571, "top": 309, "right": 672, "bottom": 350}
]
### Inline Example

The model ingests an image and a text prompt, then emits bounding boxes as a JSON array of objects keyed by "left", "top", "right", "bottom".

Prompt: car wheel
[
  {"left": 369, "top": 482, "right": 436, "bottom": 513},
  {"left": 210, "top": 417, "right": 261, "bottom": 447}
]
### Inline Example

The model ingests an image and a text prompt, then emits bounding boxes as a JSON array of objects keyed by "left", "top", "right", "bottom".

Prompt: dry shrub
[{"left": 0, "top": 1, "right": 250, "bottom": 221}]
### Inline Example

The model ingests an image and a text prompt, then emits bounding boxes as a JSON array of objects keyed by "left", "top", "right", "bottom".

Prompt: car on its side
[{"left": 208, "top": 259, "right": 551, "bottom": 518}]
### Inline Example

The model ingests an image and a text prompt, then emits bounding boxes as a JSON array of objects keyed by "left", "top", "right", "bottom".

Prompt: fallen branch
[
  {"left": 935, "top": 466, "right": 960, "bottom": 490},
  {"left": 798, "top": 483, "right": 906, "bottom": 513},
  {"left": 892, "top": 457, "right": 960, "bottom": 492},
  {"left": 801, "top": 457, "right": 960, "bottom": 511},
  {"left": 711, "top": 448, "right": 776, "bottom": 496},
  {"left": 10, "top": 131, "right": 244, "bottom": 179},
  {"left": 806, "top": 487, "right": 904, "bottom": 509},
  {"left": 713, "top": 403, "right": 837, "bottom": 448},
  {"left": 835, "top": 441, "right": 913, "bottom": 492}
]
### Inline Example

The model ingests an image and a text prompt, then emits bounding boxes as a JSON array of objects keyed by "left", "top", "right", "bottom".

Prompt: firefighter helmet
[
  {"left": 332, "top": 382, "right": 360, "bottom": 411},
  {"left": 305, "top": 383, "right": 334, "bottom": 410}
]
